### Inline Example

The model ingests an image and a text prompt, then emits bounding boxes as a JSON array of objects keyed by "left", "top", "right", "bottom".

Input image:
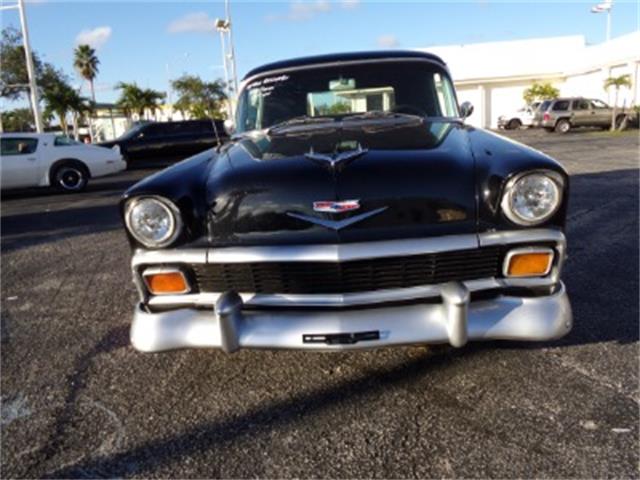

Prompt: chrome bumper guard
[
  {"left": 130, "top": 229, "right": 572, "bottom": 352},
  {"left": 130, "top": 282, "right": 572, "bottom": 352}
]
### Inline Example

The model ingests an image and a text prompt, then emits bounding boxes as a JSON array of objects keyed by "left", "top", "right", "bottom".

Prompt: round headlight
[
  {"left": 125, "top": 196, "right": 182, "bottom": 248},
  {"left": 501, "top": 171, "right": 563, "bottom": 226}
]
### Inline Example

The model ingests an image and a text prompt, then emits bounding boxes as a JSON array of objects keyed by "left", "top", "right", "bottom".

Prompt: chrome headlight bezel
[
  {"left": 500, "top": 170, "right": 564, "bottom": 226},
  {"left": 124, "top": 196, "right": 183, "bottom": 248}
]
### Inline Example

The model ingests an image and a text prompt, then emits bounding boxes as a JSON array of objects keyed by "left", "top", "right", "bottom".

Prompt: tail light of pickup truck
[{"left": 543, "top": 112, "right": 550, "bottom": 122}]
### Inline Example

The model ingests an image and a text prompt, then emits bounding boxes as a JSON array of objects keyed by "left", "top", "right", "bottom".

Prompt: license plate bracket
[{"left": 302, "top": 330, "right": 380, "bottom": 345}]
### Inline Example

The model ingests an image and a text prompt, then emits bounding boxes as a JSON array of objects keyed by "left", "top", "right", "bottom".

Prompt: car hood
[{"left": 205, "top": 119, "right": 478, "bottom": 246}]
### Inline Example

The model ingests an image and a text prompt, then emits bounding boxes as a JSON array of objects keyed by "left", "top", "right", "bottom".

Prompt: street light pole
[
  {"left": 215, "top": 0, "right": 239, "bottom": 120},
  {"left": 17, "top": 0, "right": 44, "bottom": 132}
]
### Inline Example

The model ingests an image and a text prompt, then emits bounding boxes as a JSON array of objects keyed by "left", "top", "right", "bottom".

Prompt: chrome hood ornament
[{"left": 305, "top": 144, "right": 368, "bottom": 170}]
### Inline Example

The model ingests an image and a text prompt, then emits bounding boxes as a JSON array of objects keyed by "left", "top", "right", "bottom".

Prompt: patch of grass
[{"left": 586, "top": 128, "right": 639, "bottom": 138}]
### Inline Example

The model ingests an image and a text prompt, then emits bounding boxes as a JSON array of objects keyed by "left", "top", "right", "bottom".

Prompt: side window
[
  {"left": 572, "top": 100, "right": 590, "bottom": 110},
  {"left": 1, "top": 138, "right": 38, "bottom": 156},
  {"left": 142, "top": 123, "right": 169, "bottom": 137},
  {"left": 591, "top": 99, "right": 609, "bottom": 109},
  {"left": 552, "top": 101, "right": 569, "bottom": 111},
  {"left": 193, "top": 121, "right": 214, "bottom": 134}
]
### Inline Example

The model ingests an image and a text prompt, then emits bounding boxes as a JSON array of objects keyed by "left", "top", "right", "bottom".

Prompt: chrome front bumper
[
  {"left": 129, "top": 229, "right": 571, "bottom": 353},
  {"left": 131, "top": 283, "right": 572, "bottom": 352}
]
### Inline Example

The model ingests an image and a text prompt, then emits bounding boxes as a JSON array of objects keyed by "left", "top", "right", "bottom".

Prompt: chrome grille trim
[{"left": 132, "top": 229, "right": 566, "bottom": 307}]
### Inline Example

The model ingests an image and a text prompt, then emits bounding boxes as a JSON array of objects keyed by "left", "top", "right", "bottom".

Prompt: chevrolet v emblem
[
  {"left": 287, "top": 206, "right": 387, "bottom": 231},
  {"left": 305, "top": 144, "right": 368, "bottom": 170}
]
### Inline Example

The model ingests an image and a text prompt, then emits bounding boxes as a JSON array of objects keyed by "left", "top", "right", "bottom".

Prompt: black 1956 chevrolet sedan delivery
[{"left": 121, "top": 51, "right": 572, "bottom": 353}]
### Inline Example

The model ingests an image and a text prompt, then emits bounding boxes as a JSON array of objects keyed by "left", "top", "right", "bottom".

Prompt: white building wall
[{"left": 421, "top": 32, "right": 640, "bottom": 129}]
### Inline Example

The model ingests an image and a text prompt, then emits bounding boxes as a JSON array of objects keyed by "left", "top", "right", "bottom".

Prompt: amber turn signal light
[
  {"left": 143, "top": 270, "right": 190, "bottom": 295},
  {"left": 504, "top": 250, "right": 554, "bottom": 277}
]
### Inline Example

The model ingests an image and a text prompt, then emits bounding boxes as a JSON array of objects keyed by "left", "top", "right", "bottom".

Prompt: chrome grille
[{"left": 191, "top": 246, "right": 504, "bottom": 294}]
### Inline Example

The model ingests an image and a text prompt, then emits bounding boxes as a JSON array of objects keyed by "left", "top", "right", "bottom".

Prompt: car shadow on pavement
[
  {"left": 45, "top": 343, "right": 475, "bottom": 479},
  {"left": 33, "top": 325, "right": 131, "bottom": 471},
  {"left": 1, "top": 203, "right": 123, "bottom": 252}
]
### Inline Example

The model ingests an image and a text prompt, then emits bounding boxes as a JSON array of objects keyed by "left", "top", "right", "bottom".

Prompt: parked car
[
  {"left": 99, "top": 119, "right": 228, "bottom": 167},
  {"left": 121, "top": 51, "right": 571, "bottom": 353},
  {"left": 497, "top": 102, "right": 540, "bottom": 129},
  {"left": 0, "top": 133, "right": 126, "bottom": 192},
  {"left": 534, "top": 97, "right": 621, "bottom": 133}
]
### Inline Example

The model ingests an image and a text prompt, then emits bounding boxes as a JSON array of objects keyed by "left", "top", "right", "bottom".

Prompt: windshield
[
  {"left": 116, "top": 123, "right": 147, "bottom": 141},
  {"left": 236, "top": 61, "right": 459, "bottom": 133}
]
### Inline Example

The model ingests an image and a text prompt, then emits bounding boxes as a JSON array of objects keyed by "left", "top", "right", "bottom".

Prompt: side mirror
[
  {"left": 223, "top": 119, "right": 235, "bottom": 136},
  {"left": 17, "top": 143, "right": 29, "bottom": 154},
  {"left": 460, "top": 101, "right": 474, "bottom": 120}
]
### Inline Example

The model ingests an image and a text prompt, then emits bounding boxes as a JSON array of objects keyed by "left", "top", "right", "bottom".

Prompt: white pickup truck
[{"left": 0, "top": 133, "right": 126, "bottom": 192}]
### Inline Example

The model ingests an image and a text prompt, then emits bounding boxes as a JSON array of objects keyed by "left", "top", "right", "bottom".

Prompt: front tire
[
  {"left": 555, "top": 119, "right": 571, "bottom": 134},
  {"left": 507, "top": 119, "right": 522, "bottom": 130},
  {"left": 52, "top": 163, "right": 89, "bottom": 192}
]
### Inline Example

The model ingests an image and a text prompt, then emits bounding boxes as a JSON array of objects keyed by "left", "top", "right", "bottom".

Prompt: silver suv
[{"left": 534, "top": 97, "right": 617, "bottom": 133}]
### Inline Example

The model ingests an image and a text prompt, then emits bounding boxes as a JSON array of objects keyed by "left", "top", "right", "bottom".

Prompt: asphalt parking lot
[{"left": 1, "top": 129, "right": 638, "bottom": 478}]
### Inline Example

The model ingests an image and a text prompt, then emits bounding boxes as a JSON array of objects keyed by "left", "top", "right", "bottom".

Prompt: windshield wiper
[
  {"left": 266, "top": 115, "right": 335, "bottom": 134},
  {"left": 342, "top": 110, "right": 424, "bottom": 122}
]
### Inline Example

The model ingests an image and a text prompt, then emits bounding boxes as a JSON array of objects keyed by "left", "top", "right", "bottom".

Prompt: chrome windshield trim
[{"left": 207, "top": 233, "right": 479, "bottom": 263}]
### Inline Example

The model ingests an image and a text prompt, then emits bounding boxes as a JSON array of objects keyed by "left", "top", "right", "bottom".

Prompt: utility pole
[
  {"left": 215, "top": 0, "right": 239, "bottom": 119},
  {"left": 591, "top": 0, "right": 614, "bottom": 42},
  {"left": 0, "top": 0, "right": 45, "bottom": 132}
]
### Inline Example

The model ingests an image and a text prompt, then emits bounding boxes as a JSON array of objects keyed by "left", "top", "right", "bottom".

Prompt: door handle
[{"left": 26, "top": 157, "right": 37, "bottom": 161}]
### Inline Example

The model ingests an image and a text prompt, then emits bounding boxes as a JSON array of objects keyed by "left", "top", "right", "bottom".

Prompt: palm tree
[
  {"left": 73, "top": 44, "right": 99, "bottom": 101},
  {"left": 69, "top": 94, "right": 94, "bottom": 139},
  {"left": 42, "top": 80, "right": 90, "bottom": 135},
  {"left": 73, "top": 44, "right": 99, "bottom": 140},
  {"left": 115, "top": 82, "right": 146, "bottom": 120},
  {"left": 603, "top": 74, "right": 632, "bottom": 131},
  {"left": 141, "top": 88, "right": 166, "bottom": 120},
  {"left": 116, "top": 83, "right": 165, "bottom": 120}
]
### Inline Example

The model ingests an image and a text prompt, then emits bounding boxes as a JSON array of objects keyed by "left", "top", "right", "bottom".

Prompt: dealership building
[{"left": 421, "top": 31, "right": 640, "bottom": 128}]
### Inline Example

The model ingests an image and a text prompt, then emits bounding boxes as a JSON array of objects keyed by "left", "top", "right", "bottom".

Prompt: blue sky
[{"left": 2, "top": 0, "right": 639, "bottom": 104}]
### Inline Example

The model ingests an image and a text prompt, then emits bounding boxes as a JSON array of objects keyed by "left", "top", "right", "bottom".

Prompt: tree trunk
[
  {"left": 611, "top": 87, "right": 619, "bottom": 131},
  {"left": 88, "top": 79, "right": 96, "bottom": 142},
  {"left": 59, "top": 112, "right": 68, "bottom": 135},
  {"left": 71, "top": 113, "right": 77, "bottom": 140}
]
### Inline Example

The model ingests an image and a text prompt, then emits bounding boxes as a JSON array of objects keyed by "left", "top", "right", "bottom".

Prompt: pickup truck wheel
[
  {"left": 507, "top": 119, "right": 522, "bottom": 130},
  {"left": 52, "top": 163, "right": 89, "bottom": 192},
  {"left": 555, "top": 119, "right": 571, "bottom": 134}
]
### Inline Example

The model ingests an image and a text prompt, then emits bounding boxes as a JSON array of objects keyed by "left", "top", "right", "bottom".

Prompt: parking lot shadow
[
  {"left": 46, "top": 345, "right": 473, "bottom": 479},
  {"left": 1, "top": 203, "right": 123, "bottom": 252}
]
